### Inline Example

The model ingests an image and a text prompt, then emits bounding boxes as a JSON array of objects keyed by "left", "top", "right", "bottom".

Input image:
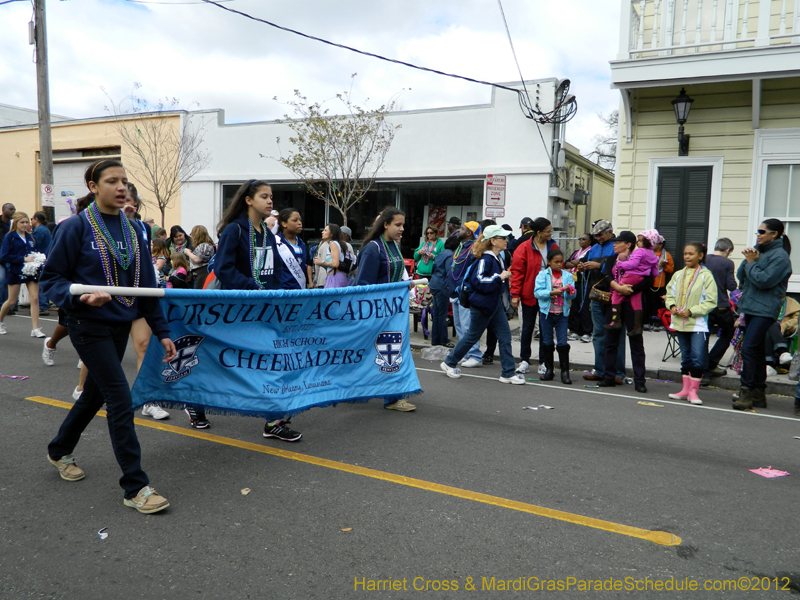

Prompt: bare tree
[
  {"left": 104, "top": 84, "right": 211, "bottom": 227},
  {"left": 584, "top": 109, "right": 618, "bottom": 172},
  {"left": 270, "top": 76, "right": 401, "bottom": 226}
]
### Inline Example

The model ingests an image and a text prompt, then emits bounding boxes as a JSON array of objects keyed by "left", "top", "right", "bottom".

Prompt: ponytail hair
[
  {"left": 217, "top": 179, "right": 271, "bottom": 237},
  {"left": 685, "top": 241, "right": 707, "bottom": 264},
  {"left": 363, "top": 207, "right": 404, "bottom": 246},
  {"left": 762, "top": 218, "right": 791, "bottom": 255}
]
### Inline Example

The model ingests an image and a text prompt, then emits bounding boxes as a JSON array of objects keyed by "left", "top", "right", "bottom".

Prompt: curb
[{"left": 410, "top": 342, "right": 799, "bottom": 398}]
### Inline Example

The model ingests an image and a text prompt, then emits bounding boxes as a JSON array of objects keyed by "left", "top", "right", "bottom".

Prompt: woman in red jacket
[{"left": 510, "top": 217, "right": 558, "bottom": 374}]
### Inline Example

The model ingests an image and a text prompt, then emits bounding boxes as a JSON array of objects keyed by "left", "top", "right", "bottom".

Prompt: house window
[{"left": 764, "top": 164, "right": 800, "bottom": 274}]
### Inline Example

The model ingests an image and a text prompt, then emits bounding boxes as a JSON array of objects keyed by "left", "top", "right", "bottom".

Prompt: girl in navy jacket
[
  {"left": 40, "top": 159, "right": 176, "bottom": 514},
  {"left": 207, "top": 179, "right": 300, "bottom": 442},
  {"left": 440, "top": 225, "right": 525, "bottom": 385},
  {"left": 0, "top": 212, "right": 46, "bottom": 337}
]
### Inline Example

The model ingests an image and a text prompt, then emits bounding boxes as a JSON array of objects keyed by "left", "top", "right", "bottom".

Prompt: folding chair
[{"left": 657, "top": 308, "right": 681, "bottom": 362}]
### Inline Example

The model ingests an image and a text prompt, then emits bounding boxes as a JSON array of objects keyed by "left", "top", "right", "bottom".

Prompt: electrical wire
[{"left": 0, "top": 0, "right": 28, "bottom": 5}]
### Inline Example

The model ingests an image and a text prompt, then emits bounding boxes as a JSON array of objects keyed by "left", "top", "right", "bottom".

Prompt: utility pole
[{"left": 34, "top": 0, "right": 54, "bottom": 217}]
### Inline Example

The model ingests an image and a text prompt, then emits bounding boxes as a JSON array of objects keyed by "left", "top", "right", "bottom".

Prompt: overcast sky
[{"left": 0, "top": 0, "right": 621, "bottom": 159}]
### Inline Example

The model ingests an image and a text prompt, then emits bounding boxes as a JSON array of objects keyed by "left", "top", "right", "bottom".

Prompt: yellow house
[
  {"left": 611, "top": 0, "right": 800, "bottom": 289},
  {"left": 564, "top": 142, "right": 616, "bottom": 236},
  {"left": 0, "top": 111, "right": 184, "bottom": 228}
]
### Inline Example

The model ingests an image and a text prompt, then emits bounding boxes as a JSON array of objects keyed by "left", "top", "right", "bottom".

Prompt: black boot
[
  {"left": 794, "top": 397, "right": 800, "bottom": 417},
  {"left": 603, "top": 305, "right": 623, "bottom": 329},
  {"left": 557, "top": 345, "right": 572, "bottom": 385},
  {"left": 540, "top": 344, "right": 555, "bottom": 381},
  {"left": 627, "top": 309, "right": 644, "bottom": 337},
  {"left": 752, "top": 387, "right": 767, "bottom": 409},
  {"left": 732, "top": 386, "right": 754, "bottom": 410}
]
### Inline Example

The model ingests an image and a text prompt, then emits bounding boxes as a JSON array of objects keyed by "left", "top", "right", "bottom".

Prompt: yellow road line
[{"left": 27, "top": 395, "right": 681, "bottom": 547}]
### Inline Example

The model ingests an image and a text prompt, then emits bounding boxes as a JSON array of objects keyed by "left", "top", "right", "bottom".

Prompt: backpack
[{"left": 456, "top": 263, "right": 475, "bottom": 308}]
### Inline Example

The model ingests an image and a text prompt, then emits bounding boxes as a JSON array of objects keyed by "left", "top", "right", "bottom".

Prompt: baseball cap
[
  {"left": 448, "top": 216, "right": 462, "bottom": 225},
  {"left": 609, "top": 230, "right": 637, "bottom": 244},
  {"left": 520, "top": 217, "right": 533, "bottom": 227},
  {"left": 464, "top": 221, "right": 480, "bottom": 234},
  {"left": 340, "top": 226, "right": 352, "bottom": 237},
  {"left": 483, "top": 224, "right": 511, "bottom": 240}
]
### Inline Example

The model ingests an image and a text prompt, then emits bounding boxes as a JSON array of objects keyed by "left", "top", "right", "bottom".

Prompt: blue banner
[{"left": 131, "top": 282, "right": 421, "bottom": 420}]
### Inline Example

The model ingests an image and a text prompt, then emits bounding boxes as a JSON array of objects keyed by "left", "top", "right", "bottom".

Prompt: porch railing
[{"left": 625, "top": 0, "right": 799, "bottom": 57}]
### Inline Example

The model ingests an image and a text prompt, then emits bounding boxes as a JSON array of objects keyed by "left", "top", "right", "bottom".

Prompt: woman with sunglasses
[
  {"left": 414, "top": 226, "right": 444, "bottom": 278},
  {"left": 733, "top": 219, "right": 792, "bottom": 411}
]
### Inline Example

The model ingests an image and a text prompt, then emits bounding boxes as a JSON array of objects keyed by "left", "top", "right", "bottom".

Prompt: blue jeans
[
  {"left": 740, "top": 314, "right": 776, "bottom": 392},
  {"left": 446, "top": 302, "right": 515, "bottom": 377},
  {"left": 540, "top": 311, "right": 569, "bottom": 347},
  {"left": 591, "top": 301, "right": 626, "bottom": 378},
  {"left": 48, "top": 318, "right": 149, "bottom": 498},
  {"left": 430, "top": 289, "right": 451, "bottom": 346},
  {"left": 675, "top": 331, "right": 708, "bottom": 378},
  {"left": 451, "top": 298, "right": 482, "bottom": 362}
]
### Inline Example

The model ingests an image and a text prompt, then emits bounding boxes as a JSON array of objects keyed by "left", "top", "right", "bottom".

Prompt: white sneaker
[
  {"left": 580, "top": 334, "right": 592, "bottom": 343},
  {"left": 31, "top": 328, "right": 46, "bottom": 338},
  {"left": 499, "top": 374, "right": 526, "bottom": 385},
  {"left": 567, "top": 333, "right": 580, "bottom": 341},
  {"left": 0, "top": 322, "right": 7, "bottom": 335},
  {"left": 72, "top": 387, "right": 82, "bottom": 401},
  {"left": 515, "top": 360, "right": 530, "bottom": 374},
  {"left": 440, "top": 361, "right": 462, "bottom": 379},
  {"left": 77, "top": 359, "right": 83, "bottom": 369},
  {"left": 779, "top": 352, "right": 793, "bottom": 365},
  {"left": 42, "top": 338, "right": 56, "bottom": 366},
  {"left": 461, "top": 358, "right": 482, "bottom": 368},
  {"left": 141, "top": 403, "right": 170, "bottom": 420},
  {"left": 538, "top": 363, "right": 547, "bottom": 375},
  {"left": 766, "top": 365, "right": 778, "bottom": 376}
]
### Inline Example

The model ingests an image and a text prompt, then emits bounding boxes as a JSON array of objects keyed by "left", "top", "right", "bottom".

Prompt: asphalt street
[{"left": 1, "top": 312, "right": 799, "bottom": 599}]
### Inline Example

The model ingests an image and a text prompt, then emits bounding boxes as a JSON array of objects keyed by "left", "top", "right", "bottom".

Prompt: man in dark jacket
[
  {"left": 510, "top": 217, "right": 534, "bottom": 254},
  {"left": 31, "top": 211, "right": 53, "bottom": 314},
  {"left": 704, "top": 238, "right": 738, "bottom": 377}
]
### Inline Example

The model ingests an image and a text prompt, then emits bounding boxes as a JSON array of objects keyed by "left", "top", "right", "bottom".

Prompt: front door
[{"left": 654, "top": 166, "right": 712, "bottom": 270}]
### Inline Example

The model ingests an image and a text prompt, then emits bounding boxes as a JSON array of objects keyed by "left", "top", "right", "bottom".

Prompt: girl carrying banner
[
  {"left": 211, "top": 179, "right": 301, "bottom": 442},
  {"left": 40, "top": 159, "right": 176, "bottom": 514},
  {"left": 355, "top": 207, "right": 417, "bottom": 411}
]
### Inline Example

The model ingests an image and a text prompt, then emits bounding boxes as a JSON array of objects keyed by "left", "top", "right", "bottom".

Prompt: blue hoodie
[
  {"left": 215, "top": 213, "right": 282, "bottom": 291},
  {"left": 39, "top": 210, "right": 169, "bottom": 338}
]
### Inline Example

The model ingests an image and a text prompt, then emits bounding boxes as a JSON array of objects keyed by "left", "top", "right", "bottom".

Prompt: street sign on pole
[
  {"left": 486, "top": 174, "right": 506, "bottom": 207},
  {"left": 41, "top": 184, "right": 54, "bottom": 207}
]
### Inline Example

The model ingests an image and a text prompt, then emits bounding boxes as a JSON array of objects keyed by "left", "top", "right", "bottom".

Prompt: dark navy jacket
[
  {"left": 355, "top": 239, "right": 404, "bottom": 286},
  {"left": 276, "top": 233, "right": 309, "bottom": 290},
  {"left": 39, "top": 211, "right": 169, "bottom": 338},
  {"left": 216, "top": 214, "right": 282, "bottom": 291},
  {"left": 467, "top": 251, "right": 506, "bottom": 315},
  {"left": 448, "top": 240, "right": 476, "bottom": 300},
  {"left": 1, "top": 231, "right": 36, "bottom": 277},
  {"left": 428, "top": 249, "right": 454, "bottom": 295},
  {"left": 32, "top": 224, "right": 52, "bottom": 255}
]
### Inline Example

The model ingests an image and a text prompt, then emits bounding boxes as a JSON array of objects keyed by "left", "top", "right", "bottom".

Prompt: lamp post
[{"left": 671, "top": 88, "right": 694, "bottom": 156}]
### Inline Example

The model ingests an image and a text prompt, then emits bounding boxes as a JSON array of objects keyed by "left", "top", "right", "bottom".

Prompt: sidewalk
[{"left": 408, "top": 314, "right": 800, "bottom": 398}]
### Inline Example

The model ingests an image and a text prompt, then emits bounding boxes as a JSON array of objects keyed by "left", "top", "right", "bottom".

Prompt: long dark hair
[
  {"left": 84, "top": 159, "right": 124, "bottom": 187},
  {"left": 325, "top": 223, "right": 344, "bottom": 247},
  {"left": 278, "top": 207, "right": 300, "bottom": 236},
  {"left": 363, "top": 207, "right": 404, "bottom": 246},
  {"left": 217, "top": 179, "right": 271, "bottom": 237},
  {"left": 762, "top": 218, "right": 792, "bottom": 255}
]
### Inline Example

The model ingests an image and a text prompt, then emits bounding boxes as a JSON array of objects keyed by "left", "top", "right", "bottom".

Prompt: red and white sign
[
  {"left": 41, "top": 184, "right": 55, "bottom": 207},
  {"left": 485, "top": 206, "right": 505, "bottom": 218},
  {"left": 485, "top": 174, "right": 506, "bottom": 207}
]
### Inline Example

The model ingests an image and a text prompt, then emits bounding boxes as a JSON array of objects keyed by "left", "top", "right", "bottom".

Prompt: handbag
[{"left": 589, "top": 276, "right": 611, "bottom": 304}]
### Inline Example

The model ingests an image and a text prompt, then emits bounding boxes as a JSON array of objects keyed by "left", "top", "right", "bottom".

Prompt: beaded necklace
[
  {"left": 86, "top": 202, "right": 140, "bottom": 307},
  {"left": 450, "top": 241, "right": 472, "bottom": 282},
  {"left": 249, "top": 217, "right": 269, "bottom": 289},
  {"left": 677, "top": 265, "right": 703, "bottom": 327},
  {"left": 379, "top": 235, "right": 404, "bottom": 282}
]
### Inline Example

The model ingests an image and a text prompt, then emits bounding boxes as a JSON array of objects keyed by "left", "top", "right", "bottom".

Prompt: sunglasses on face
[{"left": 757, "top": 229, "right": 773, "bottom": 235}]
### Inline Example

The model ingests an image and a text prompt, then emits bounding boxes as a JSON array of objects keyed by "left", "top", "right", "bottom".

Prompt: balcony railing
[{"left": 624, "top": 0, "right": 799, "bottom": 57}]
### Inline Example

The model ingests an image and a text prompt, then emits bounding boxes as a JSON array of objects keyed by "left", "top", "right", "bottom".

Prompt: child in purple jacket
[{"left": 606, "top": 229, "right": 660, "bottom": 335}]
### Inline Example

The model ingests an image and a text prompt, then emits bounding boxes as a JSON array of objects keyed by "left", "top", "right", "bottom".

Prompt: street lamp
[{"left": 671, "top": 88, "right": 694, "bottom": 156}]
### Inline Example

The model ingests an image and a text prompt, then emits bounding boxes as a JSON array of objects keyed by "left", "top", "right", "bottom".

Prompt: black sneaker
[
  {"left": 263, "top": 419, "right": 302, "bottom": 442},
  {"left": 482, "top": 355, "right": 494, "bottom": 365},
  {"left": 184, "top": 406, "right": 210, "bottom": 429}
]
